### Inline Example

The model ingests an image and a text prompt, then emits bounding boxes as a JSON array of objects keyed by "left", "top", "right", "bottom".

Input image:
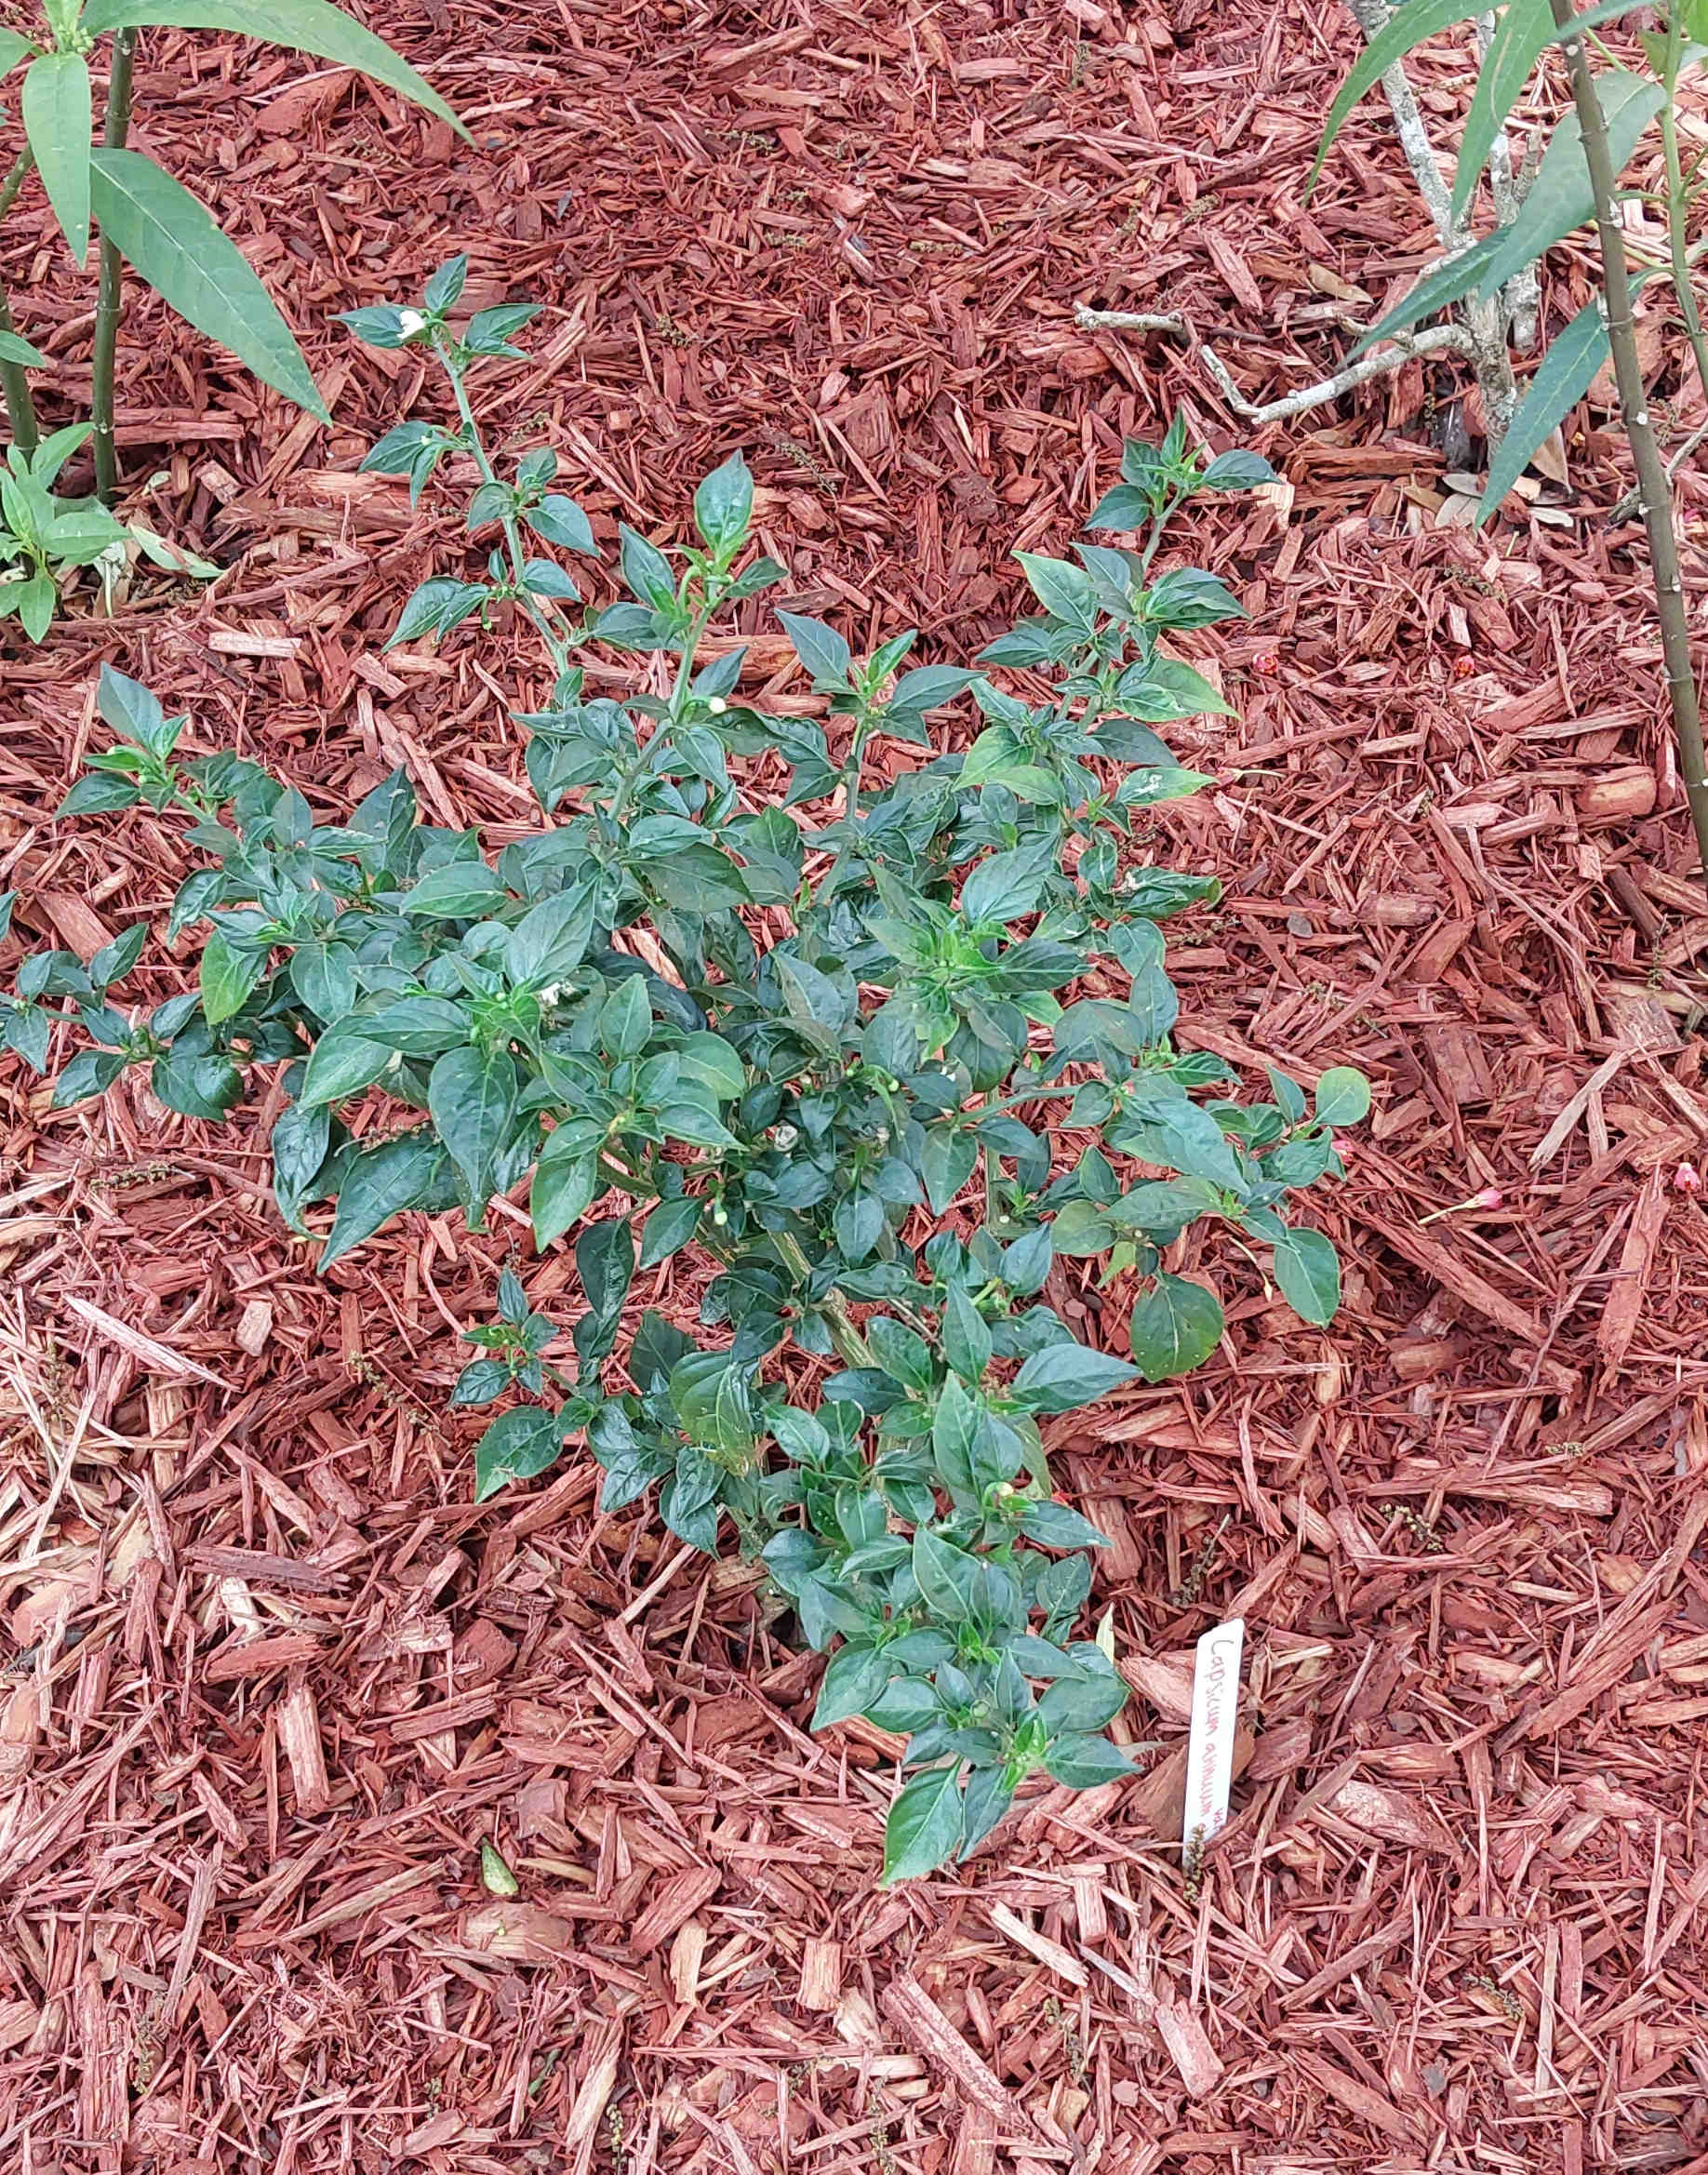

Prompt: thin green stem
[
  {"left": 773, "top": 1229, "right": 874, "bottom": 1369},
  {"left": 432, "top": 327, "right": 575, "bottom": 681},
  {"left": 1659, "top": 26, "right": 1708, "bottom": 484},
  {"left": 1549, "top": 1, "right": 1708, "bottom": 896},
  {"left": 0, "top": 148, "right": 40, "bottom": 456},
  {"left": 91, "top": 31, "right": 138, "bottom": 505}
]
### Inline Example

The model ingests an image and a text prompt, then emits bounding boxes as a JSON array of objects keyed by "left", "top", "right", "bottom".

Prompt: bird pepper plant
[{"left": 13, "top": 260, "right": 1368, "bottom": 1879}]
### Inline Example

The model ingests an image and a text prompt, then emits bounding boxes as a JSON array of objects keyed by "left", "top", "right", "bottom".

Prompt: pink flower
[{"left": 1675, "top": 1163, "right": 1702, "bottom": 1196}]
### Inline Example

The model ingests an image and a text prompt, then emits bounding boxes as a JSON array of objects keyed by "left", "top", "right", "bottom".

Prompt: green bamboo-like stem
[
  {"left": 1549, "top": 0, "right": 1708, "bottom": 896},
  {"left": 91, "top": 29, "right": 138, "bottom": 506},
  {"left": 0, "top": 148, "right": 40, "bottom": 456},
  {"left": 1657, "top": 20, "right": 1708, "bottom": 498}
]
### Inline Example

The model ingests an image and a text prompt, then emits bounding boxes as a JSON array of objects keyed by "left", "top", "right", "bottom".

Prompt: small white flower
[
  {"left": 771, "top": 1124, "right": 798, "bottom": 1151},
  {"left": 707, "top": 696, "right": 728, "bottom": 715},
  {"left": 537, "top": 982, "right": 561, "bottom": 1011},
  {"left": 397, "top": 308, "right": 429, "bottom": 338},
  {"left": 874, "top": 1126, "right": 889, "bottom": 1146}
]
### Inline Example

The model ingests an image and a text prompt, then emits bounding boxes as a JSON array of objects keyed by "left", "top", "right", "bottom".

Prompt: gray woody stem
[
  {"left": 92, "top": 30, "right": 138, "bottom": 506},
  {"left": 1343, "top": 0, "right": 1516, "bottom": 441},
  {"left": 1071, "top": 305, "right": 1481, "bottom": 428},
  {"left": 0, "top": 149, "right": 40, "bottom": 456},
  {"left": 1548, "top": 0, "right": 1708, "bottom": 893}
]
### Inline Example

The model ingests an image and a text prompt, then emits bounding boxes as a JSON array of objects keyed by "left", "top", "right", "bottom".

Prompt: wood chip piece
[
  {"left": 276, "top": 1673, "right": 330, "bottom": 1816},
  {"left": 880, "top": 1971, "right": 1026, "bottom": 2128},
  {"left": 628, "top": 1865, "right": 721, "bottom": 1956},
  {"left": 987, "top": 1901, "right": 1088, "bottom": 1985},
  {"left": 1325, "top": 1778, "right": 1459, "bottom": 1856},
  {"left": 1154, "top": 1997, "right": 1222, "bottom": 2096},
  {"left": 798, "top": 1936, "right": 843, "bottom": 2011}
]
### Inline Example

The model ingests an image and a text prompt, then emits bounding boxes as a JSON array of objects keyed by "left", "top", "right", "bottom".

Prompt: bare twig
[
  {"left": 1071, "top": 304, "right": 1481, "bottom": 426},
  {"left": 1198, "top": 324, "right": 1480, "bottom": 424},
  {"left": 1550, "top": 0, "right": 1708, "bottom": 896},
  {"left": 1070, "top": 308, "right": 1187, "bottom": 337}
]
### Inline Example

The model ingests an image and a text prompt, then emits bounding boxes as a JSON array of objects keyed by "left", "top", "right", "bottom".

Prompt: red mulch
[{"left": 3, "top": 3, "right": 1708, "bottom": 2170}]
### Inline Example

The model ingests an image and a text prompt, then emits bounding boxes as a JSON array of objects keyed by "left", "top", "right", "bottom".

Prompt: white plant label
[{"left": 1181, "top": 1616, "right": 1245, "bottom": 1874}]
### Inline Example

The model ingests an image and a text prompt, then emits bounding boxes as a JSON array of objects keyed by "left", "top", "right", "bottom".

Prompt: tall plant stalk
[
  {"left": 0, "top": 148, "right": 40, "bottom": 458},
  {"left": 1549, "top": 0, "right": 1708, "bottom": 894},
  {"left": 91, "top": 29, "right": 138, "bottom": 506}
]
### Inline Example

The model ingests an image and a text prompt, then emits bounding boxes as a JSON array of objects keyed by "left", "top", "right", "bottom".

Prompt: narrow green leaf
[
  {"left": 23, "top": 53, "right": 92, "bottom": 268},
  {"left": 81, "top": 0, "right": 465, "bottom": 137},
  {"left": 0, "top": 29, "right": 38, "bottom": 79},
  {"left": 1477, "top": 73, "right": 1665, "bottom": 300},
  {"left": 89, "top": 148, "right": 329, "bottom": 420},
  {"left": 1452, "top": 0, "right": 1550, "bottom": 224},
  {"left": 1475, "top": 298, "right": 1608, "bottom": 526},
  {"left": 1310, "top": 1, "right": 1482, "bottom": 196},
  {"left": 1354, "top": 233, "right": 1504, "bottom": 354},
  {"left": 0, "top": 328, "right": 46, "bottom": 367},
  {"left": 1456, "top": 0, "right": 1669, "bottom": 220}
]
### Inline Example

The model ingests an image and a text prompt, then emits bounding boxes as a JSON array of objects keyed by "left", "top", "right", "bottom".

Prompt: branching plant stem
[
  {"left": 1550, "top": 0, "right": 1708, "bottom": 895},
  {"left": 1070, "top": 304, "right": 1482, "bottom": 429}
]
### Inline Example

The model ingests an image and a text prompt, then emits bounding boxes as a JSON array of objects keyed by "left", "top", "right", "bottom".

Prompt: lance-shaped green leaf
[
  {"left": 428, "top": 1045, "right": 517, "bottom": 1217},
  {"left": 1310, "top": 0, "right": 1483, "bottom": 195},
  {"left": 23, "top": 52, "right": 92, "bottom": 267},
  {"left": 1452, "top": 0, "right": 1549, "bottom": 224},
  {"left": 1476, "top": 73, "right": 1664, "bottom": 301},
  {"left": 81, "top": 0, "right": 466, "bottom": 136},
  {"left": 0, "top": 29, "right": 38, "bottom": 79},
  {"left": 1455, "top": 0, "right": 1667, "bottom": 219},
  {"left": 1475, "top": 297, "right": 1608, "bottom": 527},
  {"left": 89, "top": 149, "right": 328, "bottom": 420}
]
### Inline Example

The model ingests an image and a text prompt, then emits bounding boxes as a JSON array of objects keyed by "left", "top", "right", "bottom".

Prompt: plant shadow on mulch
[{"left": 3, "top": 2, "right": 1708, "bottom": 2170}]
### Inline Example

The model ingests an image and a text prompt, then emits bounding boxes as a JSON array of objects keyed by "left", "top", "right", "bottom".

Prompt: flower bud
[
  {"left": 398, "top": 308, "right": 429, "bottom": 338},
  {"left": 707, "top": 696, "right": 728, "bottom": 715}
]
